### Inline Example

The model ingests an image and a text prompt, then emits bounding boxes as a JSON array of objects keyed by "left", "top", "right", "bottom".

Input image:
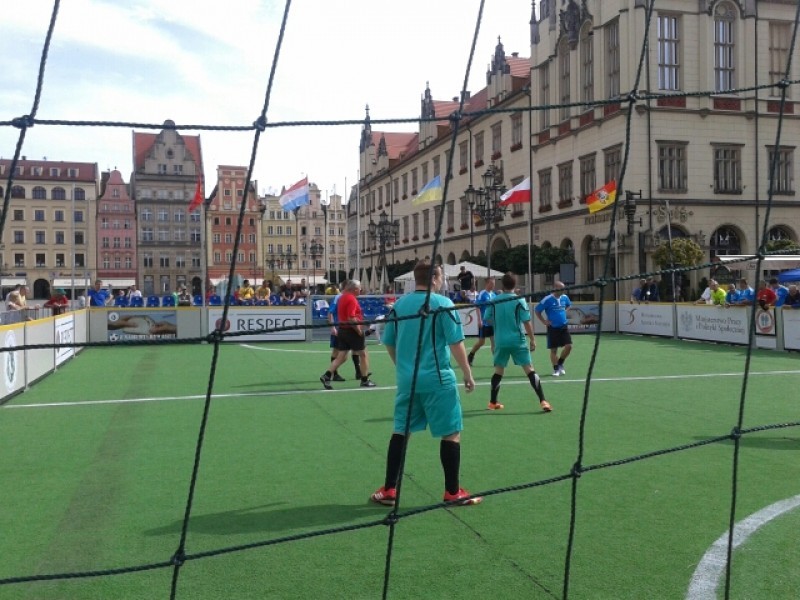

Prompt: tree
[
  {"left": 531, "top": 245, "right": 576, "bottom": 275},
  {"left": 652, "top": 237, "right": 703, "bottom": 269},
  {"left": 765, "top": 238, "right": 800, "bottom": 255}
]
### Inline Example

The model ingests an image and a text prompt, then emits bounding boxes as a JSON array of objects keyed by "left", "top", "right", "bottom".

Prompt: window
[
  {"left": 103, "top": 256, "right": 111, "bottom": 269},
  {"left": 422, "top": 209, "right": 430, "bottom": 237},
  {"left": 190, "top": 228, "right": 201, "bottom": 242},
  {"left": 160, "top": 255, "right": 170, "bottom": 268},
  {"left": 143, "top": 253, "right": 153, "bottom": 268},
  {"left": 491, "top": 122, "right": 502, "bottom": 156},
  {"left": 767, "top": 147, "right": 794, "bottom": 194},
  {"left": 173, "top": 165, "right": 183, "bottom": 174},
  {"left": 55, "top": 232, "right": 65, "bottom": 244},
  {"left": 606, "top": 20, "right": 620, "bottom": 98},
  {"left": 558, "top": 162, "right": 573, "bottom": 206},
  {"left": 277, "top": 226, "right": 283, "bottom": 235},
  {"left": 55, "top": 254, "right": 65, "bottom": 267},
  {"left": 604, "top": 144, "right": 623, "bottom": 185},
  {"left": 174, "top": 210, "right": 185, "bottom": 222},
  {"left": 475, "top": 132, "right": 484, "bottom": 164},
  {"left": 52, "top": 187, "right": 66, "bottom": 200},
  {"left": 34, "top": 209, "right": 45, "bottom": 221},
  {"left": 113, "top": 237, "right": 121, "bottom": 248},
  {"left": 141, "top": 208, "right": 153, "bottom": 221},
  {"left": 11, "top": 186, "right": 24, "bottom": 198},
  {"left": 769, "top": 23, "right": 791, "bottom": 98},
  {"left": 580, "top": 154, "right": 597, "bottom": 203},
  {"left": 511, "top": 113, "right": 523, "bottom": 148},
  {"left": 74, "top": 188, "right": 85, "bottom": 201},
  {"left": 558, "top": 39, "right": 571, "bottom": 121},
  {"left": 74, "top": 210, "right": 84, "bottom": 223},
  {"left": 580, "top": 24, "right": 594, "bottom": 104},
  {"left": 658, "top": 15, "right": 680, "bottom": 91},
  {"left": 74, "top": 232, "right": 85, "bottom": 245},
  {"left": 75, "top": 254, "right": 85, "bottom": 268},
  {"left": 714, "top": 3, "right": 735, "bottom": 92},
  {"left": 158, "top": 209, "right": 169, "bottom": 222},
  {"left": 432, "top": 156, "right": 440, "bottom": 178},
  {"left": 102, "top": 237, "right": 110, "bottom": 248},
  {"left": 49, "top": 167, "right": 59, "bottom": 177},
  {"left": 176, "top": 255, "right": 186, "bottom": 268},
  {"left": 14, "top": 254, "right": 24, "bottom": 267},
  {"left": 13, "top": 209, "right": 24, "bottom": 221},
  {"left": 411, "top": 168, "right": 418, "bottom": 193},
  {"left": 158, "top": 228, "right": 169, "bottom": 241},
  {"left": 713, "top": 145, "right": 742, "bottom": 193},
  {"left": 14, "top": 231, "right": 24, "bottom": 244},
  {"left": 446, "top": 200, "right": 455, "bottom": 231},
  {"left": 538, "top": 169, "right": 552, "bottom": 211},
  {"left": 142, "top": 227, "right": 154, "bottom": 241},
  {"left": 35, "top": 231, "right": 46, "bottom": 244},
  {"left": 32, "top": 186, "right": 46, "bottom": 199},
  {"left": 158, "top": 164, "right": 167, "bottom": 174},
  {"left": 36, "top": 253, "right": 46, "bottom": 267},
  {"left": 124, "top": 238, "right": 132, "bottom": 249},
  {"left": 421, "top": 163, "right": 428, "bottom": 186},
  {"left": 459, "top": 141, "right": 468, "bottom": 171},
  {"left": 657, "top": 142, "right": 688, "bottom": 192},
  {"left": 540, "top": 62, "right": 550, "bottom": 129},
  {"left": 55, "top": 210, "right": 64, "bottom": 222}
]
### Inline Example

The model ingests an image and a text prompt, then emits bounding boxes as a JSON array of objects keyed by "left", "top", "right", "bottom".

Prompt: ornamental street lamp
[
  {"left": 368, "top": 210, "right": 400, "bottom": 292},
  {"left": 464, "top": 165, "right": 507, "bottom": 276},
  {"left": 308, "top": 239, "right": 324, "bottom": 288}
]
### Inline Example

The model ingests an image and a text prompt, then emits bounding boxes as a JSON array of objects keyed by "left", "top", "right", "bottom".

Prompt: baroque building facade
[
  {"left": 96, "top": 169, "right": 137, "bottom": 290},
  {"left": 354, "top": 0, "right": 799, "bottom": 299}
]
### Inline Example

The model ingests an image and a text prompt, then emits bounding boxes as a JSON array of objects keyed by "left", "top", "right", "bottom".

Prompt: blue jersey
[
  {"left": 328, "top": 293, "right": 342, "bottom": 323},
  {"left": 475, "top": 289, "right": 496, "bottom": 321},
  {"left": 774, "top": 285, "right": 789, "bottom": 307},
  {"left": 535, "top": 293, "right": 571, "bottom": 328},
  {"left": 738, "top": 287, "right": 755, "bottom": 304}
]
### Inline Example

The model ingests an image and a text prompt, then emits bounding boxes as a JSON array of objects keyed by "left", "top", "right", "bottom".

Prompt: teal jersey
[
  {"left": 487, "top": 292, "right": 530, "bottom": 348},
  {"left": 382, "top": 291, "right": 464, "bottom": 392}
]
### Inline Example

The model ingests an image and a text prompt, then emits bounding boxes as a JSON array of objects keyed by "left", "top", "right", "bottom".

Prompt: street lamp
[
  {"left": 464, "top": 165, "right": 507, "bottom": 276},
  {"left": 283, "top": 251, "right": 298, "bottom": 283},
  {"left": 368, "top": 210, "right": 400, "bottom": 293},
  {"left": 308, "top": 239, "right": 324, "bottom": 289}
]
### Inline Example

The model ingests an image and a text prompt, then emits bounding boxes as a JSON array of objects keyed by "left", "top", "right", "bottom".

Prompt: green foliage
[
  {"left": 652, "top": 237, "right": 704, "bottom": 268},
  {"left": 765, "top": 239, "right": 800, "bottom": 254},
  {"left": 479, "top": 244, "right": 576, "bottom": 275}
]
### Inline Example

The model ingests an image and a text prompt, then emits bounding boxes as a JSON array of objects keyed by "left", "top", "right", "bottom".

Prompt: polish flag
[{"left": 499, "top": 178, "right": 531, "bottom": 206}]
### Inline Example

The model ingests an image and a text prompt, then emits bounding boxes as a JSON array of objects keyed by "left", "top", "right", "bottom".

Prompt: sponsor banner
[
  {"left": 676, "top": 306, "right": 749, "bottom": 344},
  {"left": 783, "top": 309, "right": 800, "bottom": 351},
  {"left": 55, "top": 314, "right": 75, "bottom": 365},
  {"left": 3, "top": 330, "right": 20, "bottom": 396},
  {"left": 754, "top": 307, "right": 776, "bottom": 337},
  {"left": 457, "top": 305, "right": 480, "bottom": 337},
  {"left": 208, "top": 307, "right": 306, "bottom": 341},
  {"left": 107, "top": 310, "right": 178, "bottom": 342},
  {"left": 618, "top": 303, "right": 674, "bottom": 337},
  {"left": 566, "top": 303, "right": 600, "bottom": 333}
]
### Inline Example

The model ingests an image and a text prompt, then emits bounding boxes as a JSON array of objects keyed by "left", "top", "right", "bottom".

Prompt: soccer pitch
[{"left": 1, "top": 335, "right": 798, "bottom": 599}]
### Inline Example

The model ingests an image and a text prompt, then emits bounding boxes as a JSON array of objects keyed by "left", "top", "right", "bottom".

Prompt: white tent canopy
[{"left": 394, "top": 261, "right": 504, "bottom": 282}]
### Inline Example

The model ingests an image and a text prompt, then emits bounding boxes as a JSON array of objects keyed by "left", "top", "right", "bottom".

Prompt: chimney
[
  {"left": 512, "top": 52, "right": 519, "bottom": 58},
  {"left": 461, "top": 91, "right": 471, "bottom": 102}
]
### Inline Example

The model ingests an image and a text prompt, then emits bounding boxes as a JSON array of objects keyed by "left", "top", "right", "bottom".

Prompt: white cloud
[{"left": 1, "top": 0, "right": 533, "bottom": 193}]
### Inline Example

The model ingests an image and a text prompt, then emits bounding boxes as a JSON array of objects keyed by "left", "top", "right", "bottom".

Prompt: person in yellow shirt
[
  {"left": 239, "top": 279, "right": 256, "bottom": 304},
  {"left": 256, "top": 280, "right": 272, "bottom": 304}
]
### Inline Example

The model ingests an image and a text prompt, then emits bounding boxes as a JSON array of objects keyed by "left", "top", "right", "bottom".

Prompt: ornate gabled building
[
  {"left": 0, "top": 158, "right": 98, "bottom": 299},
  {"left": 354, "top": 0, "right": 799, "bottom": 299},
  {"left": 205, "top": 165, "right": 262, "bottom": 289},
  {"left": 96, "top": 169, "right": 137, "bottom": 290},
  {"left": 131, "top": 121, "right": 204, "bottom": 296}
]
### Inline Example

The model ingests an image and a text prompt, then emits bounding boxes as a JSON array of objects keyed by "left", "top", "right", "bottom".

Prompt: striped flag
[
  {"left": 586, "top": 181, "right": 617, "bottom": 214},
  {"left": 279, "top": 177, "right": 310, "bottom": 211},
  {"left": 499, "top": 177, "right": 531, "bottom": 206},
  {"left": 412, "top": 176, "right": 443, "bottom": 206}
]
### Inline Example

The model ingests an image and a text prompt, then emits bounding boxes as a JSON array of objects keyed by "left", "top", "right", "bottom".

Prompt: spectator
[
  {"left": 205, "top": 285, "right": 217, "bottom": 304},
  {"left": 239, "top": 279, "right": 255, "bottom": 304},
  {"left": 256, "top": 280, "right": 271, "bottom": 303},
  {"left": 456, "top": 265, "right": 474, "bottom": 294},
  {"left": 708, "top": 280, "right": 726, "bottom": 306},
  {"left": 631, "top": 279, "right": 646, "bottom": 303},
  {"left": 127, "top": 284, "right": 142, "bottom": 302},
  {"left": 281, "top": 280, "right": 297, "bottom": 305},
  {"left": 465, "top": 284, "right": 478, "bottom": 303},
  {"left": 325, "top": 282, "right": 340, "bottom": 295},
  {"left": 177, "top": 285, "right": 192, "bottom": 306},
  {"left": 734, "top": 278, "right": 755, "bottom": 306},
  {"left": 769, "top": 277, "right": 789, "bottom": 307},
  {"left": 695, "top": 280, "right": 715, "bottom": 305},
  {"left": 784, "top": 285, "right": 800, "bottom": 308},
  {"left": 724, "top": 283, "right": 739, "bottom": 306},
  {"left": 5, "top": 284, "right": 25, "bottom": 311},
  {"left": 643, "top": 276, "right": 660, "bottom": 302},
  {"left": 87, "top": 279, "right": 111, "bottom": 307},
  {"left": 756, "top": 280, "right": 777, "bottom": 310},
  {"left": 44, "top": 288, "right": 70, "bottom": 315},
  {"left": 233, "top": 286, "right": 241, "bottom": 304},
  {"left": 297, "top": 278, "right": 310, "bottom": 304}
]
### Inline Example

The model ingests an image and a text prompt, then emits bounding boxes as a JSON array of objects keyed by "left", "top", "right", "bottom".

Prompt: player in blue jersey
[
  {"left": 370, "top": 261, "right": 481, "bottom": 507},
  {"left": 534, "top": 281, "right": 572, "bottom": 377},
  {"left": 467, "top": 277, "right": 496, "bottom": 365},
  {"left": 485, "top": 272, "right": 551, "bottom": 412}
]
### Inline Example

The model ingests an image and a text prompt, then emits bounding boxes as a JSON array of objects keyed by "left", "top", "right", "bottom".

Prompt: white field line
[
  {"left": 686, "top": 494, "right": 800, "bottom": 599},
  {"left": 3, "top": 369, "right": 800, "bottom": 410}
]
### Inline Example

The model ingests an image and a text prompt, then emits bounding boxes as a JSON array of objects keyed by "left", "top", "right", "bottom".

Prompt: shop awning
[
  {"left": 0, "top": 277, "right": 27, "bottom": 286},
  {"left": 53, "top": 278, "right": 92, "bottom": 288},
  {"left": 101, "top": 278, "right": 136, "bottom": 288}
]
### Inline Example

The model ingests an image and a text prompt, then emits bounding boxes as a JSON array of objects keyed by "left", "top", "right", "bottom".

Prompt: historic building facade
[
  {"left": 96, "top": 169, "right": 137, "bottom": 290},
  {"left": 354, "top": 0, "right": 799, "bottom": 299},
  {"left": 0, "top": 158, "right": 98, "bottom": 299},
  {"left": 131, "top": 121, "right": 204, "bottom": 296}
]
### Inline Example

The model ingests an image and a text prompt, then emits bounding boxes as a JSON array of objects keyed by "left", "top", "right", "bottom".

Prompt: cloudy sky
[{"left": 0, "top": 0, "right": 534, "bottom": 199}]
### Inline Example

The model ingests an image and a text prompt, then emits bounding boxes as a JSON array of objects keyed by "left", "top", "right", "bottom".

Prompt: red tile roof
[
  {"left": 0, "top": 158, "right": 97, "bottom": 182},
  {"left": 132, "top": 130, "right": 203, "bottom": 175}
]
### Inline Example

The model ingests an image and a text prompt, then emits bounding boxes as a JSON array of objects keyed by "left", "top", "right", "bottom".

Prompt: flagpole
[
  {"left": 526, "top": 79, "right": 533, "bottom": 296},
  {"left": 356, "top": 170, "right": 361, "bottom": 278}
]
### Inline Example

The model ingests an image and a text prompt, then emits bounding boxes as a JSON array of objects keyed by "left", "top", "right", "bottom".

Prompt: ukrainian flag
[{"left": 412, "top": 176, "right": 443, "bottom": 206}]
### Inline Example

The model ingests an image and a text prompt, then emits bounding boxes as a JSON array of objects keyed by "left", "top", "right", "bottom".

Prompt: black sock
[
  {"left": 385, "top": 434, "right": 405, "bottom": 489},
  {"left": 490, "top": 373, "right": 503, "bottom": 403},
  {"left": 528, "top": 371, "right": 545, "bottom": 402},
  {"left": 324, "top": 370, "right": 332, "bottom": 378},
  {"left": 352, "top": 354, "right": 361, "bottom": 376},
  {"left": 557, "top": 358, "right": 564, "bottom": 366},
  {"left": 440, "top": 439, "right": 461, "bottom": 495}
]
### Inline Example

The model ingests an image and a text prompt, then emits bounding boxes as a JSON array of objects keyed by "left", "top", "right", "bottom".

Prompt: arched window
[
  {"left": 74, "top": 187, "right": 86, "bottom": 200},
  {"left": 52, "top": 187, "right": 66, "bottom": 200},
  {"left": 580, "top": 23, "right": 594, "bottom": 104},
  {"left": 32, "top": 186, "right": 46, "bottom": 199},
  {"left": 768, "top": 226, "right": 793, "bottom": 242},
  {"left": 710, "top": 226, "right": 741, "bottom": 258},
  {"left": 714, "top": 2, "right": 737, "bottom": 92},
  {"left": 11, "top": 185, "right": 24, "bottom": 198}
]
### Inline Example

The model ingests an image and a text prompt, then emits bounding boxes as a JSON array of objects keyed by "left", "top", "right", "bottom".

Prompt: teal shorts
[
  {"left": 493, "top": 345, "right": 531, "bottom": 369},
  {"left": 393, "top": 385, "right": 463, "bottom": 438}
]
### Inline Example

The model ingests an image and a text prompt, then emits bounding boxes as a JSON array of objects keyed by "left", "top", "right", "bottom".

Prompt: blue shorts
[
  {"left": 493, "top": 345, "right": 531, "bottom": 368},
  {"left": 393, "top": 386, "right": 462, "bottom": 438},
  {"left": 479, "top": 325, "right": 494, "bottom": 339}
]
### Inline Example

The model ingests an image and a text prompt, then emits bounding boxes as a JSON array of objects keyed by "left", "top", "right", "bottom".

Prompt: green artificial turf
[{"left": 0, "top": 335, "right": 798, "bottom": 599}]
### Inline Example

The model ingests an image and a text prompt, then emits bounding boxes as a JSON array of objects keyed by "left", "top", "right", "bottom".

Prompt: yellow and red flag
[{"left": 586, "top": 181, "right": 617, "bottom": 214}]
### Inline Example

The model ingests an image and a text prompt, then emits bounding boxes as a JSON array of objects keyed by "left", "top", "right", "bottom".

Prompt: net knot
[
  {"left": 12, "top": 115, "right": 34, "bottom": 129},
  {"left": 208, "top": 329, "right": 225, "bottom": 343},
  {"left": 382, "top": 513, "right": 399, "bottom": 526},
  {"left": 626, "top": 90, "right": 640, "bottom": 103},
  {"left": 171, "top": 550, "right": 186, "bottom": 567},
  {"left": 776, "top": 78, "right": 790, "bottom": 90},
  {"left": 417, "top": 305, "right": 431, "bottom": 318},
  {"left": 448, "top": 110, "right": 462, "bottom": 124},
  {"left": 595, "top": 277, "right": 608, "bottom": 289},
  {"left": 729, "top": 426, "right": 742, "bottom": 441},
  {"left": 570, "top": 462, "right": 583, "bottom": 479},
  {"left": 253, "top": 115, "right": 268, "bottom": 131}
]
